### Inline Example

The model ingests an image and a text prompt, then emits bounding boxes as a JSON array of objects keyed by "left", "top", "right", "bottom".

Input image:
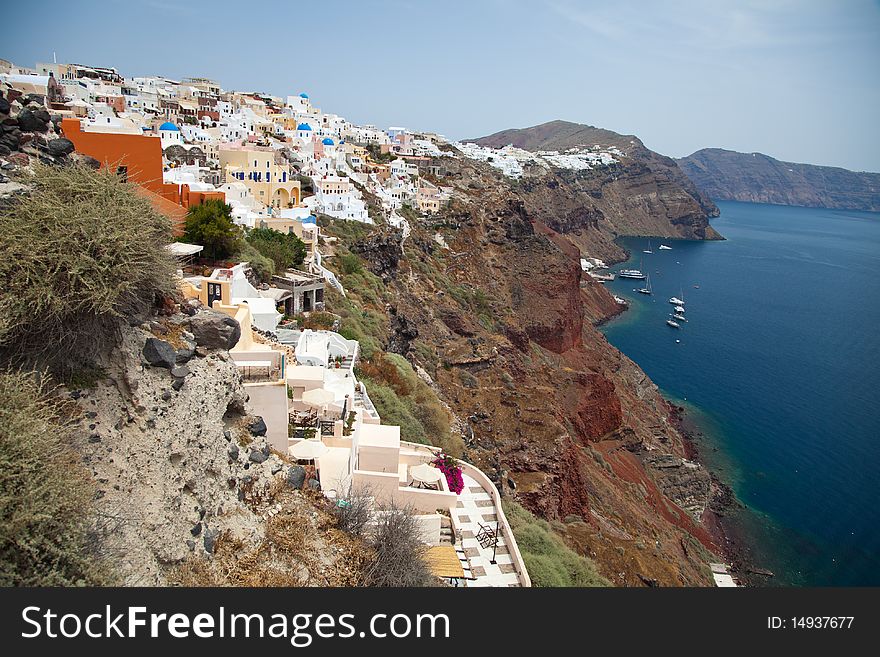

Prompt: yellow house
[{"left": 219, "top": 145, "right": 301, "bottom": 210}]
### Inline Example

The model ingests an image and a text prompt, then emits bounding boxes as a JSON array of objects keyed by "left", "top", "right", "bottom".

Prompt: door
[{"left": 207, "top": 282, "right": 223, "bottom": 307}]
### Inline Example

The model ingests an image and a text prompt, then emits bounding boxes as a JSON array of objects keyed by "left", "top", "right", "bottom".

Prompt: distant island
[{"left": 678, "top": 148, "right": 880, "bottom": 213}]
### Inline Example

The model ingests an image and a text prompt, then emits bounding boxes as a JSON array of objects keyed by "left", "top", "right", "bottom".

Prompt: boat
[
  {"left": 613, "top": 295, "right": 628, "bottom": 305},
  {"left": 659, "top": 244, "right": 672, "bottom": 250},
  {"left": 669, "top": 297, "right": 685, "bottom": 305},
  {"left": 673, "top": 313, "right": 687, "bottom": 322},
  {"left": 636, "top": 274, "right": 652, "bottom": 295},
  {"left": 666, "top": 319, "right": 681, "bottom": 328},
  {"left": 619, "top": 269, "right": 646, "bottom": 280},
  {"left": 674, "top": 305, "right": 685, "bottom": 313},
  {"left": 643, "top": 240, "right": 653, "bottom": 254}
]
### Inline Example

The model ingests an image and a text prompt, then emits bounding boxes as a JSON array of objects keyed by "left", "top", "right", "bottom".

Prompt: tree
[
  {"left": 182, "top": 200, "right": 241, "bottom": 261},
  {"left": 245, "top": 227, "right": 307, "bottom": 274}
]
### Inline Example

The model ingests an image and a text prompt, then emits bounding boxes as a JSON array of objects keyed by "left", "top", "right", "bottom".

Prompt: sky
[{"left": 4, "top": 0, "right": 879, "bottom": 171}]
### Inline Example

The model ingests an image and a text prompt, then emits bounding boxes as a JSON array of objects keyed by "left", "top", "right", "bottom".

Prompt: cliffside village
[{"left": 0, "top": 58, "right": 546, "bottom": 587}]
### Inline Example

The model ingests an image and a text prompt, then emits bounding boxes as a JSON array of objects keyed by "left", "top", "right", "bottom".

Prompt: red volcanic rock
[{"left": 567, "top": 371, "right": 622, "bottom": 442}]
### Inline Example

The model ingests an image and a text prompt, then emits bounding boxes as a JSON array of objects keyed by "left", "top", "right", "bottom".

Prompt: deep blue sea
[{"left": 600, "top": 201, "right": 880, "bottom": 586}]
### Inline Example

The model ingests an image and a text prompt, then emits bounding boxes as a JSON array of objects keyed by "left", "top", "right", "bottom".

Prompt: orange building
[{"left": 61, "top": 118, "right": 224, "bottom": 234}]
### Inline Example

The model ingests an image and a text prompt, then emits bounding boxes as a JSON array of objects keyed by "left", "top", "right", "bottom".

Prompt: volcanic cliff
[
  {"left": 329, "top": 145, "right": 724, "bottom": 585},
  {"left": 678, "top": 148, "right": 880, "bottom": 212}
]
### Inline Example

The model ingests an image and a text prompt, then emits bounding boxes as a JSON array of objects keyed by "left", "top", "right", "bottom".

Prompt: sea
[{"left": 599, "top": 200, "right": 880, "bottom": 586}]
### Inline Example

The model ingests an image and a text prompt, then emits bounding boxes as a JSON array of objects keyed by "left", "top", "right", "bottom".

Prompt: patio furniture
[
  {"left": 409, "top": 463, "right": 443, "bottom": 490},
  {"left": 476, "top": 522, "right": 498, "bottom": 549}
]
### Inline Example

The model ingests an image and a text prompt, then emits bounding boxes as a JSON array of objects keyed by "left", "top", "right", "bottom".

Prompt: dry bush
[
  {"left": 0, "top": 163, "right": 176, "bottom": 377},
  {"left": 361, "top": 502, "right": 435, "bottom": 587},
  {"left": 170, "top": 489, "right": 371, "bottom": 588},
  {"left": 332, "top": 485, "right": 373, "bottom": 538},
  {"left": 0, "top": 370, "right": 111, "bottom": 585}
]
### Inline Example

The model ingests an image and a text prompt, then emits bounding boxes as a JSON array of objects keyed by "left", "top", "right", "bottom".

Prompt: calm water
[{"left": 600, "top": 201, "right": 880, "bottom": 586}]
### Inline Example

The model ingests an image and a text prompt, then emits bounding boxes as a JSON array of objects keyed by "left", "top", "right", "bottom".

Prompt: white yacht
[
  {"left": 659, "top": 244, "right": 672, "bottom": 250},
  {"left": 666, "top": 319, "right": 681, "bottom": 328},
  {"left": 619, "top": 269, "right": 647, "bottom": 280},
  {"left": 636, "top": 274, "right": 652, "bottom": 295},
  {"left": 674, "top": 305, "right": 685, "bottom": 313},
  {"left": 669, "top": 297, "right": 685, "bottom": 305},
  {"left": 673, "top": 313, "right": 687, "bottom": 322},
  {"left": 643, "top": 240, "right": 653, "bottom": 254}
]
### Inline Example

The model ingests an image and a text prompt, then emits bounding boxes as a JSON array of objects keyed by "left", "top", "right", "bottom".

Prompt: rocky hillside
[
  {"left": 326, "top": 154, "right": 724, "bottom": 586},
  {"left": 470, "top": 120, "right": 721, "bottom": 251},
  {"left": 67, "top": 306, "right": 366, "bottom": 586},
  {"left": 678, "top": 148, "right": 880, "bottom": 212}
]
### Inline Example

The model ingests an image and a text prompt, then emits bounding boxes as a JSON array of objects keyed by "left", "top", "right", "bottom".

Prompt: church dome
[
  {"left": 322, "top": 138, "right": 335, "bottom": 145},
  {"left": 296, "top": 123, "right": 312, "bottom": 131},
  {"left": 159, "top": 122, "right": 180, "bottom": 131}
]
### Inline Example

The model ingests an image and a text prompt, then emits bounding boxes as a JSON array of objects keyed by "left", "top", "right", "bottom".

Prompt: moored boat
[
  {"left": 619, "top": 269, "right": 646, "bottom": 279},
  {"left": 666, "top": 319, "right": 681, "bottom": 328},
  {"left": 659, "top": 244, "right": 672, "bottom": 250}
]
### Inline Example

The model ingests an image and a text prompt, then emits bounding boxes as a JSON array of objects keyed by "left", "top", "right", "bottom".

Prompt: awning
[
  {"left": 166, "top": 242, "right": 204, "bottom": 257},
  {"left": 424, "top": 546, "right": 465, "bottom": 579}
]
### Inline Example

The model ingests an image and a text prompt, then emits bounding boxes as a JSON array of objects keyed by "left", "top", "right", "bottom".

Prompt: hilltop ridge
[
  {"left": 469, "top": 120, "right": 721, "bottom": 246},
  {"left": 678, "top": 148, "right": 880, "bottom": 212}
]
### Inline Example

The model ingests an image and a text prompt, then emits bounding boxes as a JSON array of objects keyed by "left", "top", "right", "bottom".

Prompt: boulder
[
  {"left": 203, "top": 528, "right": 220, "bottom": 554},
  {"left": 45, "top": 138, "right": 74, "bottom": 157},
  {"left": 286, "top": 466, "right": 306, "bottom": 490},
  {"left": 17, "top": 108, "right": 48, "bottom": 133},
  {"left": 175, "top": 340, "right": 196, "bottom": 362},
  {"left": 0, "top": 96, "right": 10, "bottom": 116},
  {"left": 227, "top": 445, "right": 239, "bottom": 460},
  {"left": 142, "top": 338, "right": 177, "bottom": 369},
  {"left": 186, "top": 310, "right": 241, "bottom": 350},
  {"left": 247, "top": 416, "right": 267, "bottom": 437},
  {"left": 248, "top": 449, "right": 268, "bottom": 464},
  {"left": 170, "top": 365, "right": 190, "bottom": 379}
]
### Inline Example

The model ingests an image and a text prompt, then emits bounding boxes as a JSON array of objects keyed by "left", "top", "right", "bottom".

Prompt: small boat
[
  {"left": 613, "top": 295, "right": 628, "bottom": 305},
  {"left": 643, "top": 240, "right": 653, "bottom": 254},
  {"left": 674, "top": 305, "right": 685, "bottom": 313},
  {"left": 666, "top": 319, "right": 681, "bottom": 329},
  {"left": 669, "top": 297, "right": 685, "bottom": 305},
  {"left": 636, "top": 274, "right": 652, "bottom": 295},
  {"left": 619, "top": 269, "right": 646, "bottom": 280},
  {"left": 673, "top": 313, "right": 687, "bottom": 322},
  {"left": 659, "top": 244, "right": 672, "bottom": 250}
]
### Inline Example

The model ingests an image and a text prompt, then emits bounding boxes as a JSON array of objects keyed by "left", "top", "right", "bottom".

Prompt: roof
[
  {"left": 296, "top": 123, "right": 312, "bottom": 131},
  {"left": 303, "top": 215, "right": 317, "bottom": 223},
  {"left": 159, "top": 121, "right": 179, "bottom": 131},
  {"left": 299, "top": 92, "right": 309, "bottom": 98},
  {"left": 322, "top": 137, "right": 335, "bottom": 145},
  {"left": 166, "top": 242, "right": 204, "bottom": 257}
]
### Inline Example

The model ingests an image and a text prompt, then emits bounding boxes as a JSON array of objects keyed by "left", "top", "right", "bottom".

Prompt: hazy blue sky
[{"left": 5, "top": 0, "right": 879, "bottom": 171}]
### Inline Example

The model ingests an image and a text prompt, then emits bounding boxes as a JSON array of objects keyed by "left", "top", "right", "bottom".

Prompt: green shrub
[
  {"left": 234, "top": 241, "right": 275, "bottom": 282},
  {"left": 503, "top": 500, "right": 610, "bottom": 587},
  {"left": 182, "top": 199, "right": 241, "bottom": 261},
  {"left": 246, "top": 227, "right": 307, "bottom": 273},
  {"left": 359, "top": 353, "right": 462, "bottom": 456},
  {"left": 339, "top": 252, "right": 363, "bottom": 275},
  {"left": 0, "top": 371, "right": 110, "bottom": 585},
  {"left": 0, "top": 164, "right": 176, "bottom": 376}
]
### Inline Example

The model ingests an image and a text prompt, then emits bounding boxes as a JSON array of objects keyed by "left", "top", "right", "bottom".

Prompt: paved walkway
[{"left": 450, "top": 473, "right": 522, "bottom": 587}]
